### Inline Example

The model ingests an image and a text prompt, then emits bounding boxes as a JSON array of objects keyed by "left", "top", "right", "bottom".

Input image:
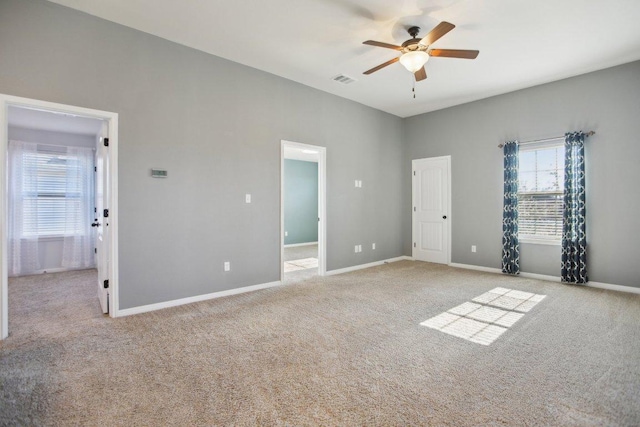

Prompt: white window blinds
[
  {"left": 518, "top": 143, "right": 564, "bottom": 242},
  {"left": 22, "top": 150, "right": 73, "bottom": 236},
  {"left": 18, "top": 145, "right": 92, "bottom": 237}
]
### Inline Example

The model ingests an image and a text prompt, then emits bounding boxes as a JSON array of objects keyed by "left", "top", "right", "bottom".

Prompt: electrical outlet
[
  {"left": 355, "top": 245, "right": 359, "bottom": 253},
  {"left": 471, "top": 245, "right": 477, "bottom": 253},
  {"left": 358, "top": 244, "right": 362, "bottom": 252},
  {"left": 372, "top": 243, "right": 376, "bottom": 250},
  {"left": 224, "top": 261, "right": 230, "bottom": 271},
  {"left": 245, "top": 194, "right": 251, "bottom": 203},
  {"left": 285, "top": 231, "right": 288, "bottom": 237}
]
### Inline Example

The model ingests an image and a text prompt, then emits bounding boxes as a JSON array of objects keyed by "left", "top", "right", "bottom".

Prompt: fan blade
[
  {"left": 419, "top": 21, "right": 455, "bottom": 46},
  {"left": 428, "top": 49, "right": 479, "bottom": 59},
  {"left": 414, "top": 67, "right": 427, "bottom": 81},
  {"left": 363, "top": 40, "right": 403, "bottom": 50},
  {"left": 363, "top": 57, "right": 399, "bottom": 75}
]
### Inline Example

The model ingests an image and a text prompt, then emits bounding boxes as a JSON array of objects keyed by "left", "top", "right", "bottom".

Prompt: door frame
[
  {"left": 280, "top": 140, "right": 327, "bottom": 280},
  {"left": 411, "top": 155, "right": 452, "bottom": 264},
  {"left": 0, "top": 94, "right": 120, "bottom": 339}
]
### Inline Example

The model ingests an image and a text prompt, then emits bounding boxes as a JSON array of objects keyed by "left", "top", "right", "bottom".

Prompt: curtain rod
[{"left": 497, "top": 131, "right": 595, "bottom": 148}]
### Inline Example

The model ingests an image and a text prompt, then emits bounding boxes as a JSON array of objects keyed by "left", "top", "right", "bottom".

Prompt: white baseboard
[
  {"left": 520, "top": 272, "right": 561, "bottom": 282},
  {"left": 325, "top": 256, "right": 412, "bottom": 276},
  {"left": 16, "top": 266, "right": 96, "bottom": 276},
  {"left": 448, "top": 263, "right": 501, "bottom": 275},
  {"left": 448, "top": 262, "right": 640, "bottom": 295},
  {"left": 284, "top": 242, "right": 318, "bottom": 248},
  {"left": 116, "top": 280, "right": 283, "bottom": 317},
  {"left": 587, "top": 281, "right": 640, "bottom": 294}
]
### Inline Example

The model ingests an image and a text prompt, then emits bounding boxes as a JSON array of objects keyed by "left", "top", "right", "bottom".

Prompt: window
[
  {"left": 21, "top": 148, "right": 92, "bottom": 237},
  {"left": 518, "top": 142, "right": 564, "bottom": 243}
]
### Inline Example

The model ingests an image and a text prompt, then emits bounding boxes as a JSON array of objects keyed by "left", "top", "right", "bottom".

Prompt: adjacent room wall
[
  {"left": 7, "top": 126, "right": 96, "bottom": 272},
  {"left": 404, "top": 61, "right": 640, "bottom": 288},
  {"left": 284, "top": 160, "right": 318, "bottom": 246},
  {"left": 0, "top": 0, "right": 406, "bottom": 309}
]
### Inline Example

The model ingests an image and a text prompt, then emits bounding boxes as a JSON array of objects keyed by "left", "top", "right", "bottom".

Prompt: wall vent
[{"left": 332, "top": 74, "right": 356, "bottom": 84}]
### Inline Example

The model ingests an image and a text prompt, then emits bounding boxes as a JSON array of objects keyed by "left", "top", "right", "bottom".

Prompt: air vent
[{"left": 332, "top": 74, "right": 356, "bottom": 84}]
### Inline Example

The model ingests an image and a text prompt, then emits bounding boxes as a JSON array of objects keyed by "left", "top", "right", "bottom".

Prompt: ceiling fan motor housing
[
  {"left": 402, "top": 39, "right": 427, "bottom": 52},
  {"left": 402, "top": 27, "right": 428, "bottom": 53}
]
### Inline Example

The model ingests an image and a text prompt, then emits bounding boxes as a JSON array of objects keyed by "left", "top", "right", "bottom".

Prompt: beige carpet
[{"left": 1, "top": 262, "right": 640, "bottom": 426}]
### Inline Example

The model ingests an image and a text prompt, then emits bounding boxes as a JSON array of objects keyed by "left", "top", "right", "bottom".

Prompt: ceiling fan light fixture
[{"left": 399, "top": 51, "right": 429, "bottom": 73}]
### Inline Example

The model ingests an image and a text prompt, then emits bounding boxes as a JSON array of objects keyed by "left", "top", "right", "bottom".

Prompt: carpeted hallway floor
[
  {"left": 1, "top": 261, "right": 639, "bottom": 426},
  {"left": 283, "top": 243, "right": 317, "bottom": 262},
  {"left": 284, "top": 243, "right": 318, "bottom": 281}
]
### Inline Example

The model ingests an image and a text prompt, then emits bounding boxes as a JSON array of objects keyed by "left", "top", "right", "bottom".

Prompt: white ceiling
[
  {"left": 9, "top": 106, "right": 104, "bottom": 135},
  {"left": 48, "top": 0, "right": 640, "bottom": 118}
]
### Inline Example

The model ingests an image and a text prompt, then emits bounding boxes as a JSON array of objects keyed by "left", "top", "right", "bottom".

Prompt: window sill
[{"left": 520, "top": 238, "right": 561, "bottom": 246}]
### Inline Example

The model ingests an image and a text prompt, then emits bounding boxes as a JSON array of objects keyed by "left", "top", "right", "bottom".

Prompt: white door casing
[
  {"left": 280, "top": 140, "right": 327, "bottom": 279},
  {"left": 95, "top": 122, "right": 109, "bottom": 314},
  {"left": 412, "top": 156, "right": 451, "bottom": 264},
  {"left": 0, "top": 94, "right": 119, "bottom": 340}
]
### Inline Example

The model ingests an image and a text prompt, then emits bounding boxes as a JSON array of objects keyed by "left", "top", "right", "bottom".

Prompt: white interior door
[
  {"left": 412, "top": 156, "right": 450, "bottom": 264},
  {"left": 95, "top": 122, "right": 109, "bottom": 313}
]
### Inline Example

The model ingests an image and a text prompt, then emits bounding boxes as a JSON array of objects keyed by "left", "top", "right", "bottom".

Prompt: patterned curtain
[
  {"left": 562, "top": 132, "right": 588, "bottom": 283},
  {"left": 502, "top": 140, "right": 520, "bottom": 275}
]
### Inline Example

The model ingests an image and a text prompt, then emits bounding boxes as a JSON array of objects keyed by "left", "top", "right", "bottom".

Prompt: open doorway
[
  {"left": 281, "top": 140, "right": 326, "bottom": 282},
  {"left": 0, "top": 94, "right": 119, "bottom": 340}
]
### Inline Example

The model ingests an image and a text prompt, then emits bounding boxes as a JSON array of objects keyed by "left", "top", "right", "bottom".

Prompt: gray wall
[
  {"left": 7, "top": 126, "right": 96, "bottom": 272},
  {"left": 284, "top": 160, "right": 318, "bottom": 245},
  {"left": 0, "top": 0, "right": 405, "bottom": 309},
  {"left": 404, "top": 61, "right": 640, "bottom": 288}
]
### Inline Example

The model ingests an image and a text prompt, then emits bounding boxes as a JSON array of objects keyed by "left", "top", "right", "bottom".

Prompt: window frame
[
  {"left": 19, "top": 146, "right": 93, "bottom": 239},
  {"left": 517, "top": 140, "right": 564, "bottom": 245}
]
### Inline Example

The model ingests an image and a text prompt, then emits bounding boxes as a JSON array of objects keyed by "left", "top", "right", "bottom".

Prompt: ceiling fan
[{"left": 362, "top": 22, "right": 479, "bottom": 82}]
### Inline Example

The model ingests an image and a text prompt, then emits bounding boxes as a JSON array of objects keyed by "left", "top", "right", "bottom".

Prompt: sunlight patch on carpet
[{"left": 421, "top": 287, "right": 546, "bottom": 345}]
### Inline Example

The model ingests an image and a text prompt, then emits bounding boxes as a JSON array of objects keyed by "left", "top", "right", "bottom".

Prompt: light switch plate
[{"left": 245, "top": 194, "right": 251, "bottom": 203}]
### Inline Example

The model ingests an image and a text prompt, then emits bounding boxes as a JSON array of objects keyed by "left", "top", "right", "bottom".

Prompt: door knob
[
  {"left": 442, "top": 215, "right": 447, "bottom": 219},
  {"left": 91, "top": 222, "right": 100, "bottom": 227}
]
